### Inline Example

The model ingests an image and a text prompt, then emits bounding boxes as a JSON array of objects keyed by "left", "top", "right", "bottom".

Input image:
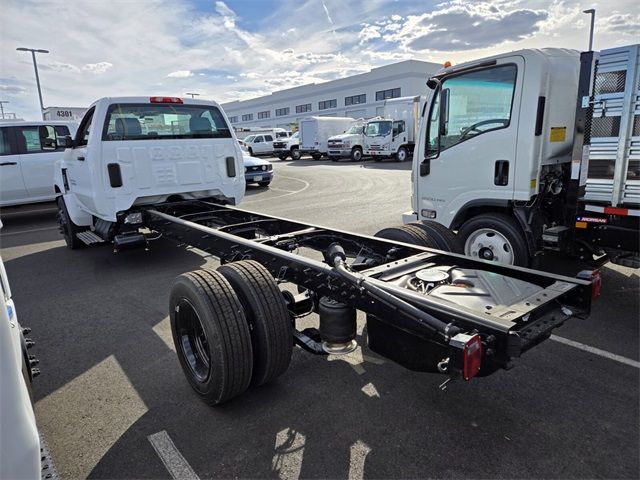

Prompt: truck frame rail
[{"left": 144, "top": 200, "right": 591, "bottom": 382}]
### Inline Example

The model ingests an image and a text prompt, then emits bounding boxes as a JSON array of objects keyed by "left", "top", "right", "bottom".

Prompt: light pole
[
  {"left": 583, "top": 9, "right": 596, "bottom": 51},
  {"left": 0, "top": 101, "right": 8, "bottom": 119},
  {"left": 185, "top": 92, "right": 200, "bottom": 99},
  {"left": 16, "top": 47, "right": 49, "bottom": 119}
]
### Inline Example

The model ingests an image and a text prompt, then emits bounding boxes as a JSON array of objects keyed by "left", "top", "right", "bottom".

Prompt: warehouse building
[{"left": 221, "top": 59, "right": 441, "bottom": 129}]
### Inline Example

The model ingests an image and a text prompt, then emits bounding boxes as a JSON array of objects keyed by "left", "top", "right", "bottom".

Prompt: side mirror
[{"left": 58, "top": 135, "right": 74, "bottom": 149}]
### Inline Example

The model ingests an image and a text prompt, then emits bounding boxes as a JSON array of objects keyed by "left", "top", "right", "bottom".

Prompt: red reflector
[
  {"left": 577, "top": 269, "right": 602, "bottom": 299},
  {"left": 462, "top": 334, "right": 482, "bottom": 380},
  {"left": 150, "top": 97, "right": 183, "bottom": 104},
  {"left": 604, "top": 207, "right": 628, "bottom": 216}
]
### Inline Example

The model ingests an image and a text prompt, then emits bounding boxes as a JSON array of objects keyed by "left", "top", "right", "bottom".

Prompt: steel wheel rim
[
  {"left": 353, "top": 149, "right": 362, "bottom": 161},
  {"left": 464, "top": 228, "right": 515, "bottom": 264},
  {"left": 175, "top": 298, "right": 211, "bottom": 382},
  {"left": 397, "top": 149, "right": 406, "bottom": 161}
]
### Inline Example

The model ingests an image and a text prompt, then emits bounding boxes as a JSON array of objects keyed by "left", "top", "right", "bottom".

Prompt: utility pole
[
  {"left": 0, "top": 101, "right": 8, "bottom": 119},
  {"left": 16, "top": 47, "right": 49, "bottom": 119},
  {"left": 185, "top": 92, "right": 200, "bottom": 99}
]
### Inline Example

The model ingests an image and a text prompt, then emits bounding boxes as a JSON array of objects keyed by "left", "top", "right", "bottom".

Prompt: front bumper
[{"left": 328, "top": 149, "right": 351, "bottom": 157}]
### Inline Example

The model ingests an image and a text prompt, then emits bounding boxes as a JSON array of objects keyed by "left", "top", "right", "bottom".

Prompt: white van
[{"left": 0, "top": 121, "right": 77, "bottom": 206}]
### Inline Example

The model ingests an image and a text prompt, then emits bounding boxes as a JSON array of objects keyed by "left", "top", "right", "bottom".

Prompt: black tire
[
  {"left": 312, "top": 153, "right": 322, "bottom": 161},
  {"left": 291, "top": 148, "right": 301, "bottom": 160},
  {"left": 278, "top": 154, "right": 288, "bottom": 160},
  {"left": 57, "top": 197, "right": 85, "bottom": 250},
  {"left": 458, "top": 213, "right": 530, "bottom": 266},
  {"left": 170, "top": 269, "right": 253, "bottom": 405},
  {"left": 395, "top": 146, "right": 408, "bottom": 162},
  {"left": 408, "top": 221, "right": 463, "bottom": 253},
  {"left": 258, "top": 181, "right": 271, "bottom": 187},
  {"left": 218, "top": 261, "right": 293, "bottom": 387},
  {"left": 248, "top": 147, "right": 255, "bottom": 157},
  {"left": 374, "top": 225, "right": 439, "bottom": 249},
  {"left": 350, "top": 147, "right": 363, "bottom": 162}
]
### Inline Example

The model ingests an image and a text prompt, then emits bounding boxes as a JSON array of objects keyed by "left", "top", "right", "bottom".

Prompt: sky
[{"left": 0, "top": 0, "right": 638, "bottom": 120}]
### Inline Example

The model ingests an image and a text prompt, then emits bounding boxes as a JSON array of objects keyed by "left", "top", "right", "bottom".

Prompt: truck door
[
  {"left": 63, "top": 107, "right": 98, "bottom": 214},
  {"left": 416, "top": 58, "right": 524, "bottom": 227},
  {"left": 16, "top": 124, "right": 71, "bottom": 201},
  {"left": 0, "top": 127, "right": 27, "bottom": 205}
]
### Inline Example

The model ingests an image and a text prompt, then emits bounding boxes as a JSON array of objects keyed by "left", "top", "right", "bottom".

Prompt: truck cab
[
  {"left": 364, "top": 96, "right": 420, "bottom": 162},
  {"left": 55, "top": 96, "right": 244, "bottom": 249},
  {"left": 327, "top": 122, "right": 366, "bottom": 161},
  {"left": 406, "top": 46, "right": 640, "bottom": 268}
]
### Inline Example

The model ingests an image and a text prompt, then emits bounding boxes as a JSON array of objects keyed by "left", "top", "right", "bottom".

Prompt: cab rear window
[{"left": 102, "top": 103, "right": 232, "bottom": 141}]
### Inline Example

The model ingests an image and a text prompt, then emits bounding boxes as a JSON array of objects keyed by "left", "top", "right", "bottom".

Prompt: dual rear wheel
[{"left": 170, "top": 260, "right": 292, "bottom": 405}]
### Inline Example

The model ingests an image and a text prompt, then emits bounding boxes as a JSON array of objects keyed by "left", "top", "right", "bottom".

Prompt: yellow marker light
[
  {"left": 443, "top": 61, "right": 452, "bottom": 68},
  {"left": 575, "top": 221, "right": 587, "bottom": 229}
]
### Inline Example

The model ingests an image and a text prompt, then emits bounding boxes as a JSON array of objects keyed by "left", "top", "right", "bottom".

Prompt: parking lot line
[
  {"left": 0, "top": 226, "right": 59, "bottom": 236},
  {"left": 551, "top": 335, "right": 640, "bottom": 369},
  {"left": 148, "top": 431, "right": 200, "bottom": 480}
]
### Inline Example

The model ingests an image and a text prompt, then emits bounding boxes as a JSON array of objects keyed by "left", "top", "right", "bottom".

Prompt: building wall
[{"left": 221, "top": 60, "right": 441, "bottom": 129}]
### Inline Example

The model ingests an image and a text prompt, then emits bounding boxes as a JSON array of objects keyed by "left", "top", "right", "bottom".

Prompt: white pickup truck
[
  {"left": 0, "top": 121, "right": 77, "bottom": 207},
  {"left": 54, "top": 96, "right": 244, "bottom": 250}
]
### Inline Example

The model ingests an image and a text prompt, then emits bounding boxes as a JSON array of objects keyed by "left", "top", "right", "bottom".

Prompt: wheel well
[
  {"left": 450, "top": 205, "right": 511, "bottom": 230},
  {"left": 290, "top": 145, "right": 298, "bottom": 151}
]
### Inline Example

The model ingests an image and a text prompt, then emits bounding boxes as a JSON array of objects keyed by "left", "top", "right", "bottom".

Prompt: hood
[
  {"left": 329, "top": 133, "right": 360, "bottom": 141},
  {"left": 243, "top": 155, "right": 271, "bottom": 167}
]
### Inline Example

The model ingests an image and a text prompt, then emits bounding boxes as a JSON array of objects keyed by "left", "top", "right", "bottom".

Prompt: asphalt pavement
[{"left": 1, "top": 156, "right": 638, "bottom": 479}]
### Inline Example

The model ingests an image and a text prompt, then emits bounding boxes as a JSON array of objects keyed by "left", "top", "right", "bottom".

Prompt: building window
[
  {"left": 275, "top": 107, "right": 290, "bottom": 117},
  {"left": 345, "top": 94, "right": 366, "bottom": 106},
  {"left": 228, "top": 116, "right": 238, "bottom": 123},
  {"left": 376, "top": 88, "right": 401, "bottom": 101},
  {"left": 242, "top": 114, "right": 253, "bottom": 121},
  {"left": 257, "top": 110, "right": 270, "bottom": 119},
  {"left": 318, "top": 99, "right": 337, "bottom": 110},
  {"left": 296, "top": 103, "right": 312, "bottom": 114}
]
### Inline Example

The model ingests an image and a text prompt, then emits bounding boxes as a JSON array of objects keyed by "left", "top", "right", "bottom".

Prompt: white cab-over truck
[
  {"left": 54, "top": 96, "right": 244, "bottom": 250},
  {"left": 327, "top": 121, "right": 367, "bottom": 162},
  {"left": 402, "top": 45, "right": 640, "bottom": 270},
  {"left": 299, "top": 116, "right": 354, "bottom": 160},
  {"left": 364, "top": 96, "right": 421, "bottom": 162}
]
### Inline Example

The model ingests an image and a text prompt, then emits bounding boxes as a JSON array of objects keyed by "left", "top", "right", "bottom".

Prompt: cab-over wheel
[
  {"left": 395, "top": 146, "right": 408, "bottom": 162},
  {"left": 458, "top": 213, "right": 530, "bottom": 266}
]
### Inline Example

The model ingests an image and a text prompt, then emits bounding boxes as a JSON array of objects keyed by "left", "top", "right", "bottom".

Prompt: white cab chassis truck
[
  {"left": 327, "top": 121, "right": 367, "bottom": 162},
  {"left": 403, "top": 45, "right": 640, "bottom": 270},
  {"left": 54, "top": 96, "right": 245, "bottom": 250},
  {"left": 364, "top": 96, "right": 421, "bottom": 162},
  {"left": 298, "top": 116, "right": 354, "bottom": 160},
  {"left": 55, "top": 103, "right": 599, "bottom": 407}
]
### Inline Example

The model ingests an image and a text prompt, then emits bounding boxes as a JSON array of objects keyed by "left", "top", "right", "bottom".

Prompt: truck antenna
[{"left": 583, "top": 9, "right": 596, "bottom": 51}]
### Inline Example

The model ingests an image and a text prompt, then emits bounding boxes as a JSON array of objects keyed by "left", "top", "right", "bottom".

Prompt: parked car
[
  {"left": 243, "top": 133, "right": 274, "bottom": 156},
  {"left": 1, "top": 227, "right": 49, "bottom": 479},
  {"left": 243, "top": 154, "right": 273, "bottom": 187},
  {"left": 0, "top": 121, "right": 77, "bottom": 207}
]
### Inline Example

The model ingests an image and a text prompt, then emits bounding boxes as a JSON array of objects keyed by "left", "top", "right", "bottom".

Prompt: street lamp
[
  {"left": 0, "top": 101, "right": 8, "bottom": 119},
  {"left": 16, "top": 47, "right": 49, "bottom": 119},
  {"left": 185, "top": 92, "right": 200, "bottom": 99},
  {"left": 583, "top": 9, "right": 596, "bottom": 51}
]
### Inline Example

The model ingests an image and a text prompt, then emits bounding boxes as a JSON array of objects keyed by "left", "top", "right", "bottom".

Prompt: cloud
[
  {"left": 598, "top": 12, "right": 640, "bottom": 36},
  {"left": 0, "top": 84, "right": 27, "bottom": 95},
  {"left": 167, "top": 70, "right": 193, "bottom": 78},
  {"left": 358, "top": 24, "right": 382, "bottom": 45},
  {"left": 322, "top": 2, "right": 334, "bottom": 26},
  {"left": 42, "top": 61, "right": 81, "bottom": 73},
  {"left": 396, "top": 2, "right": 549, "bottom": 51},
  {"left": 83, "top": 62, "right": 113, "bottom": 74}
]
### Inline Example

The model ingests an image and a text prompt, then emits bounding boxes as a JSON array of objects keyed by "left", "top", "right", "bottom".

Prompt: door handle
[
  {"left": 0, "top": 162, "right": 17, "bottom": 166},
  {"left": 77, "top": 156, "right": 85, "bottom": 161},
  {"left": 420, "top": 158, "right": 431, "bottom": 176},
  {"left": 494, "top": 160, "right": 509, "bottom": 186}
]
